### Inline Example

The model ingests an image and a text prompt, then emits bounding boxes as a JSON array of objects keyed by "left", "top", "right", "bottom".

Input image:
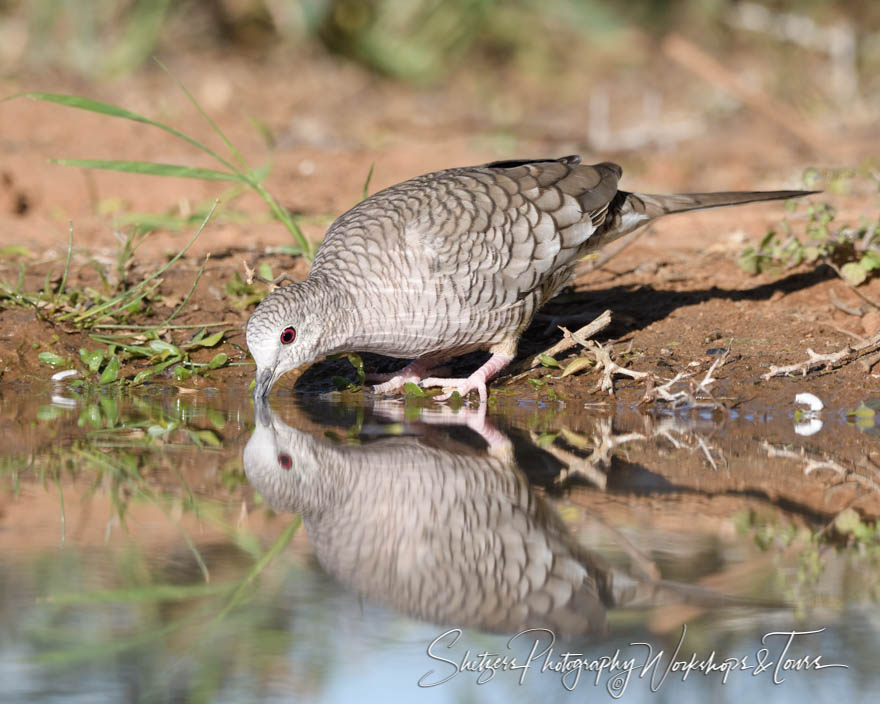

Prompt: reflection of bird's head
[{"left": 243, "top": 400, "right": 325, "bottom": 514}]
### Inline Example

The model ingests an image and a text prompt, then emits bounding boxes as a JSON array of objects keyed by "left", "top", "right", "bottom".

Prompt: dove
[{"left": 247, "top": 156, "right": 813, "bottom": 401}]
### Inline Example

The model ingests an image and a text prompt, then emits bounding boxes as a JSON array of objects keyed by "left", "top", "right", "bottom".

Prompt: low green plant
[
  {"left": 39, "top": 325, "right": 231, "bottom": 387},
  {"left": 738, "top": 168, "right": 880, "bottom": 289}
]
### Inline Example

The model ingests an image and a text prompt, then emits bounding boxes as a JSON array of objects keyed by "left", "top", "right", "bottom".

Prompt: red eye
[
  {"left": 278, "top": 453, "right": 292, "bottom": 470},
  {"left": 280, "top": 327, "right": 296, "bottom": 345}
]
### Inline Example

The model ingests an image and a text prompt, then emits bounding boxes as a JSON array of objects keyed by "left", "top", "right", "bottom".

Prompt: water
[{"left": 1, "top": 382, "right": 879, "bottom": 702}]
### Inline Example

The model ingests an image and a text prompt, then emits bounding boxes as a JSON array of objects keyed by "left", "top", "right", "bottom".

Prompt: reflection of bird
[
  {"left": 247, "top": 156, "right": 812, "bottom": 400},
  {"left": 245, "top": 400, "right": 619, "bottom": 635}
]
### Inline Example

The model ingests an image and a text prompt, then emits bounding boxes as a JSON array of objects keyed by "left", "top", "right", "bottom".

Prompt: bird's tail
[
  {"left": 630, "top": 189, "right": 816, "bottom": 218},
  {"left": 594, "top": 188, "right": 818, "bottom": 248}
]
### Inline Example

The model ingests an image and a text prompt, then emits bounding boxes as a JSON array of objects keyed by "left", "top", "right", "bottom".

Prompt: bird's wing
[
  {"left": 404, "top": 156, "right": 623, "bottom": 309},
  {"left": 310, "top": 156, "right": 623, "bottom": 313}
]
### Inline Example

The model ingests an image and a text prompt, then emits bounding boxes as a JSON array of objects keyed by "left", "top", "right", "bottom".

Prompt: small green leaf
[
  {"left": 404, "top": 382, "right": 426, "bottom": 397},
  {"left": 535, "top": 432, "right": 557, "bottom": 447},
  {"left": 207, "top": 408, "right": 227, "bottom": 430},
  {"left": 841, "top": 261, "right": 868, "bottom": 287},
  {"left": 538, "top": 354, "right": 561, "bottom": 368},
  {"left": 846, "top": 404, "right": 876, "bottom": 419},
  {"left": 835, "top": 508, "right": 863, "bottom": 536},
  {"left": 191, "top": 331, "right": 224, "bottom": 347},
  {"left": 39, "top": 351, "right": 68, "bottom": 367},
  {"left": 99, "top": 355, "right": 120, "bottom": 384},
  {"left": 79, "top": 348, "right": 105, "bottom": 373},
  {"left": 149, "top": 339, "right": 181, "bottom": 357},
  {"left": 132, "top": 368, "right": 155, "bottom": 385},
  {"left": 207, "top": 353, "right": 228, "bottom": 370},
  {"left": 173, "top": 365, "right": 192, "bottom": 381},
  {"left": 738, "top": 248, "right": 760, "bottom": 274},
  {"left": 559, "top": 427, "right": 591, "bottom": 449},
  {"left": 559, "top": 357, "right": 594, "bottom": 378},
  {"left": 331, "top": 376, "right": 352, "bottom": 389},
  {"left": 860, "top": 253, "right": 880, "bottom": 272},
  {"left": 347, "top": 353, "right": 365, "bottom": 385},
  {"left": 194, "top": 429, "right": 222, "bottom": 447},
  {"left": 257, "top": 261, "right": 273, "bottom": 280},
  {"left": 528, "top": 378, "right": 544, "bottom": 388},
  {"left": 803, "top": 245, "right": 821, "bottom": 262}
]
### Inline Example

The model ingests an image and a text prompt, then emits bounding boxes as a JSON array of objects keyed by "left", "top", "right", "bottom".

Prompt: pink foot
[{"left": 419, "top": 353, "right": 513, "bottom": 405}]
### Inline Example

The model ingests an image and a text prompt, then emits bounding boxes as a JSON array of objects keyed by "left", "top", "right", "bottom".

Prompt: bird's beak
[
  {"left": 254, "top": 367, "right": 277, "bottom": 400},
  {"left": 253, "top": 392, "right": 274, "bottom": 427}
]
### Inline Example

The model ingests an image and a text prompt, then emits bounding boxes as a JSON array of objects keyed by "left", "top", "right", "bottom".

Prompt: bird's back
[{"left": 310, "top": 157, "right": 623, "bottom": 356}]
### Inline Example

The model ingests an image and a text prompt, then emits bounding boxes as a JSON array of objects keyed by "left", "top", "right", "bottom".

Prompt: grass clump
[{"left": 738, "top": 167, "right": 880, "bottom": 289}]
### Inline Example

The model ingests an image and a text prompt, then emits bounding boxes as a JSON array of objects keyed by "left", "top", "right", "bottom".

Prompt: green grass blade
[
  {"left": 210, "top": 516, "right": 301, "bottom": 624},
  {"left": 159, "top": 253, "right": 209, "bottom": 329},
  {"left": 8, "top": 92, "right": 244, "bottom": 177},
  {"left": 362, "top": 162, "right": 375, "bottom": 200},
  {"left": 154, "top": 58, "right": 248, "bottom": 173},
  {"left": 58, "top": 223, "right": 74, "bottom": 295},
  {"left": 53, "top": 159, "right": 248, "bottom": 183}
]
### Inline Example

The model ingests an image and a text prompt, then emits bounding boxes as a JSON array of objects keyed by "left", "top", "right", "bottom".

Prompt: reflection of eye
[
  {"left": 280, "top": 327, "right": 296, "bottom": 345},
  {"left": 277, "top": 453, "right": 292, "bottom": 470}
]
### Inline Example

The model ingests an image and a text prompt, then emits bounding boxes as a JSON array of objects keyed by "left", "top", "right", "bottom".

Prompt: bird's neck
[{"left": 302, "top": 272, "right": 357, "bottom": 357}]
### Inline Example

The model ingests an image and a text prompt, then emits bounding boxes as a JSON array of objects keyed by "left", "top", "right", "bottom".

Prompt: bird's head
[{"left": 246, "top": 282, "right": 325, "bottom": 399}]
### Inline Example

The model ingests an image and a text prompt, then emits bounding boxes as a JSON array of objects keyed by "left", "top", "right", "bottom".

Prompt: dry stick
[
  {"left": 506, "top": 309, "right": 612, "bottom": 378},
  {"left": 662, "top": 34, "right": 827, "bottom": 153},
  {"left": 763, "top": 330, "right": 880, "bottom": 379}
]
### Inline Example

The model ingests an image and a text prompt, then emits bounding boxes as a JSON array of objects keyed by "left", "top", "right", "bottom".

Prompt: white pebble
[
  {"left": 795, "top": 392, "right": 824, "bottom": 412},
  {"left": 794, "top": 418, "right": 824, "bottom": 436},
  {"left": 51, "top": 369, "right": 79, "bottom": 381}
]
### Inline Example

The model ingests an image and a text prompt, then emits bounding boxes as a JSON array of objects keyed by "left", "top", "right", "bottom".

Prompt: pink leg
[
  {"left": 369, "top": 357, "right": 446, "bottom": 394},
  {"left": 419, "top": 353, "right": 513, "bottom": 405}
]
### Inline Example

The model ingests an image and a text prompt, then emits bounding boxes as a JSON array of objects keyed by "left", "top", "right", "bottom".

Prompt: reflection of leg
[
  {"left": 370, "top": 398, "right": 511, "bottom": 454},
  {"left": 463, "top": 405, "right": 511, "bottom": 455},
  {"left": 369, "top": 357, "right": 447, "bottom": 394},
  {"left": 419, "top": 353, "right": 514, "bottom": 405}
]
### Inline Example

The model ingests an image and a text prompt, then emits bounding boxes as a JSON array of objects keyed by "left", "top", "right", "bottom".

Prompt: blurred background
[{"left": 0, "top": 0, "right": 878, "bottom": 253}]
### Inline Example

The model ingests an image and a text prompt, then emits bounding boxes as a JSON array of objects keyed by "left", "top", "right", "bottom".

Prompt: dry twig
[
  {"left": 762, "top": 441, "right": 880, "bottom": 491},
  {"left": 762, "top": 331, "right": 880, "bottom": 379},
  {"left": 507, "top": 309, "right": 612, "bottom": 378},
  {"left": 243, "top": 259, "right": 297, "bottom": 289},
  {"left": 583, "top": 339, "right": 649, "bottom": 394}
]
